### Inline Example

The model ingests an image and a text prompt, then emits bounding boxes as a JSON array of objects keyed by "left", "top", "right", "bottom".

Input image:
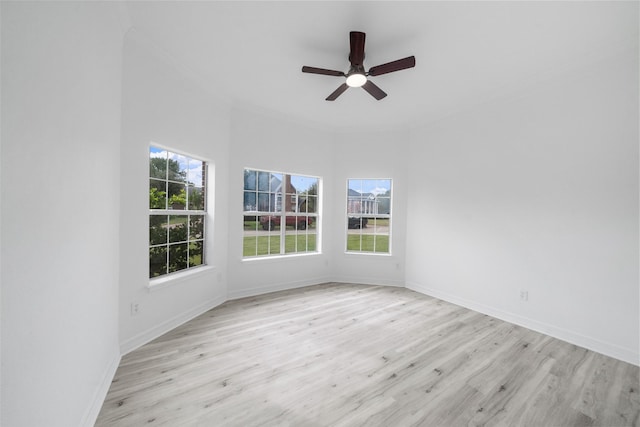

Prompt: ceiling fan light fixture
[{"left": 346, "top": 73, "right": 367, "bottom": 88}]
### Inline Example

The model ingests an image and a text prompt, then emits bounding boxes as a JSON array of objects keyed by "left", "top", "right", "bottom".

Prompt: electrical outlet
[
  {"left": 520, "top": 291, "right": 529, "bottom": 302},
  {"left": 131, "top": 302, "right": 140, "bottom": 316}
]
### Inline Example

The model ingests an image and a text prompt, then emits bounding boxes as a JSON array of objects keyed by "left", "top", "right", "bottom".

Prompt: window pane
[
  {"left": 244, "top": 191, "right": 257, "bottom": 211},
  {"left": 244, "top": 169, "right": 257, "bottom": 191},
  {"left": 348, "top": 179, "right": 362, "bottom": 194},
  {"left": 188, "top": 159, "right": 204, "bottom": 187},
  {"left": 150, "top": 179, "right": 167, "bottom": 210},
  {"left": 244, "top": 215, "right": 258, "bottom": 231},
  {"left": 189, "top": 215, "right": 204, "bottom": 241},
  {"left": 168, "top": 183, "right": 187, "bottom": 210},
  {"left": 347, "top": 180, "right": 363, "bottom": 215},
  {"left": 257, "top": 193, "right": 271, "bottom": 212},
  {"left": 168, "top": 243, "right": 188, "bottom": 273},
  {"left": 377, "top": 197, "right": 391, "bottom": 215},
  {"left": 169, "top": 215, "right": 188, "bottom": 243},
  {"left": 243, "top": 236, "right": 257, "bottom": 257},
  {"left": 274, "top": 191, "right": 282, "bottom": 212},
  {"left": 189, "top": 241, "right": 203, "bottom": 267},
  {"left": 149, "top": 246, "right": 167, "bottom": 278},
  {"left": 374, "top": 235, "right": 390, "bottom": 253},
  {"left": 188, "top": 186, "right": 205, "bottom": 210},
  {"left": 347, "top": 234, "right": 362, "bottom": 251},
  {"left": 150, "top": 148, "right": 167, "bottom": 179},
  {"left": 285, "top": 192, "right": 297, "bottom": 213},
  {"left": 295, "top": 215, "right": 310, "bottom": 231},
  {"left": 270, "top": 173, "right": 283, "bottom": 192},
  {"left": 305, "top": 195, "right": 317, "bottom": 213},
  {"left": 257, "top": 171, "right": 270, "bottom": 191},
  {"left": 168, "top": 154, "right": 188, "bottom": 183},
  {"left": 376, "top": 179, "right": 391, "bottom": 195},
  {"left": 150, "top": 215, "right": 168, "bottom": 245}
]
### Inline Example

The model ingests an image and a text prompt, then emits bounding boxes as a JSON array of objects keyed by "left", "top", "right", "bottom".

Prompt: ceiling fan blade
[
  {"left": 326, "top": 83, "right": 349, "bottom": 101},
  {"left": 349, "top": 31, "right": 366, "bottom": 66},
  {"left": 362, "top": 80, "right": 387, "bottom": 100},
  {"left": 368, "top": 56, "right": 416, "bottom": 76},
  {"left": 302, "top": 66, "right": 345, "bottom": 77}
]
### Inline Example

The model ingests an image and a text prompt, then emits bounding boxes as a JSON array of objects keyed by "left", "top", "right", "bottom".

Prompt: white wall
[
  {"left": 329, "top": 130, "right": 409, "bottom": 287},
  {"left": 1, "top": 3, "right": 125, "bottom": 425},
  {"left": 118, "top": 31, "right": 230, "bottom": 354},
  {"left": 227, "top": 110, "right": 334, "bottom": 298},
  {"left": 405, "top": 50, "right": 639, "bottom": 365}
]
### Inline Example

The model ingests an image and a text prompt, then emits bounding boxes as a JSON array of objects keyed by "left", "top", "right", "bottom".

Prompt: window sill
[
  {"left": 148, "top": 265, "right": 216, "bottom": 292},
  {"left": 242, "top": 252, "right": 321, "bottom": 263},
  {"left": 344, "top": 251, "right": 393, "bottom": 257}
]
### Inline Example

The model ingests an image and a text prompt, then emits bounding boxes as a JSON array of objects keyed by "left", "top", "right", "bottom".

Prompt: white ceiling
[{"left": 125, "top": 1, "right": 638, "bottom": 131}]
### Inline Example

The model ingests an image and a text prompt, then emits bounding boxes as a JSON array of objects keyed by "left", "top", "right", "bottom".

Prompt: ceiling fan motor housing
[{"left": 348, "top": 65, "right": 366, "bottom": 76}]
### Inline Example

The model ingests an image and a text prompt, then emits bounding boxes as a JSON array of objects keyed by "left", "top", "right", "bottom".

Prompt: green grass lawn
[
  {"left": 346, "top": 234, "right": 389, "bottom": 253},
  {"left": 284, "top": 234, "right": 317, "bottom": 254},
  {"left": 244, "top": 234, "right": 317, "bottom": 257},
  {"left": 244, "top": 220, "right": 259, "bottom": 230}
]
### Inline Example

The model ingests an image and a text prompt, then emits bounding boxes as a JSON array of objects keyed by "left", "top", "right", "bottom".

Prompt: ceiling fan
[{"left": 302, "top": 31, "right": 416, "bottom": 101}]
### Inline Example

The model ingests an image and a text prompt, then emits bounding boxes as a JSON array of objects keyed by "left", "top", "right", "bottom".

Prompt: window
[
  {"left": 243, "top": 168, "right": 319, "bottom": 258},
  {"left": 346, "top": 179, "right": 391, "bottom": 253},
  {"left": 149, "top": 146, "right": 206, "bottom": 278}
]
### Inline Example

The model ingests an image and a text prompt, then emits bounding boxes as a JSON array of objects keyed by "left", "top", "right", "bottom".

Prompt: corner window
[
  {"left": 243, "top": 168, "right": 319, "bottom": 258},
  {"left": 149, "top": 146, "right": 207, "bottom": 278},
  {"left": 346, "top": 179, "right": 391, "bottom": 254}
]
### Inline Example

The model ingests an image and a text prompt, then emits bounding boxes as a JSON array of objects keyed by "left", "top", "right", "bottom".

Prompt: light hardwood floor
[{"left": 96, "top": 283, "right": 639, "bottom": 426}]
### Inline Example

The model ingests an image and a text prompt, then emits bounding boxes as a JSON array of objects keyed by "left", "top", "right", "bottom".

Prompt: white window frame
[
  {"left": 243, "top": 168, "right": 321, "bottom": 259},
  {"left": 149, "top": 145, "right": 209, "bottom": 280},
  {"left": 345, "top": 178, "right": 392, "bottom": 255}
]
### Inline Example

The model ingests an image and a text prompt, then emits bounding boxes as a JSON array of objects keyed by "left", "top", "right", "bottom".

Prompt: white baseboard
[
  {"left": 406, "top": 281, "right": 639, "bottom": 366},
  {"left": 80, "top": 349, "right": 121, "bottom": 427},
  {"left": 228, "top": 277, "right": 405, "bottom": 301},
  {"left": 120, "top": 295, "right": 226, "bottom": 355},
  {"left": 330, "top": 275, "right": 405, "bottom": 288},
  {"left": 227, "top": 276, "right": 333, "bottom": 300}
]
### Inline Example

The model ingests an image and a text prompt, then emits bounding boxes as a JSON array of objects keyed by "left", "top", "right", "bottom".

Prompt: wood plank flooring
[{"left": 96, "top": 283, "right": 639, "bottom": 426}]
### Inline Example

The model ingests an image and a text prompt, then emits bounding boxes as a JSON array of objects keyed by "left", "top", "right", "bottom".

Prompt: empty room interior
[{"left": 1, "top": 1, "right": 639, "bottom": 426}]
